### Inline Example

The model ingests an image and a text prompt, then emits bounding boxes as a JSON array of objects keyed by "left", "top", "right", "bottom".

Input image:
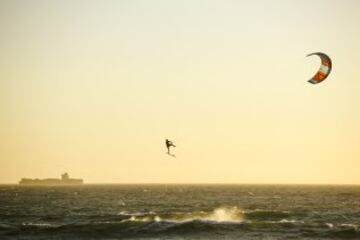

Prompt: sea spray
[
  {"left": 203, "top": 207, "right": 244, "bottom": 223},
  {"left": 123, "top": 207, "right": 244, "bottom": 223}
]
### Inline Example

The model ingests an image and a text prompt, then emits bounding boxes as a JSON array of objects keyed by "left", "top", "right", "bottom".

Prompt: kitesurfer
[{"left": 165, "top": 139, "right": 176, "bottom": 154}]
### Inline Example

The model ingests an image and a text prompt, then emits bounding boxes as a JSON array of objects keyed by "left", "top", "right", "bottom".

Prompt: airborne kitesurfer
[{"left": 165, "top": 139, "right": 176, "bottom": 155}]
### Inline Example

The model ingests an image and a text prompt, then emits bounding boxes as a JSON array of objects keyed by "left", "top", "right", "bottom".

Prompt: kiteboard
[{"left": 166, "top": 152, "right": 176, "bottom": 158}]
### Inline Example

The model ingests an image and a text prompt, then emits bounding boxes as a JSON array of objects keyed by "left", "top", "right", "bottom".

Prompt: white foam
[
  {"left": 340, "top": 223, "right": 358, "bottom": 229},
  {"left": 154, "top": 216, "right": 162, "bottom": 222},
  {"left": 325, "top": 223, "right": 334, "bottom": 228},
  {"left": 123, "top": 207, "right": 244, "bottom": 224},
  {"left": 117, "top": 199, "right": 126, "bottom": 206},
  {"left": 279, "top": 219, "right": 303, "bottom": 224},
  {"left": 22, "top": 222, "right": 57, "bottom": 228},
  {"left": 119, "top": 210, "right": 155, "bottom": 216}
]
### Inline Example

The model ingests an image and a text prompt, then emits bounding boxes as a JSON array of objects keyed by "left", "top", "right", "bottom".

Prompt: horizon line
[{"left": 1, "top": 182, "right": 359, "bottom": 186}]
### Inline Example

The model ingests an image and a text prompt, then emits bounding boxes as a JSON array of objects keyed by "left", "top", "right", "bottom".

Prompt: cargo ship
[{"left": 19, "top": 173, "right": 83, "bottom": 185}]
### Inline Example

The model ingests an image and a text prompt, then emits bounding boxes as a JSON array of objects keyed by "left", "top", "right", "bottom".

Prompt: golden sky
[{"left": 0, "top": 0, "right": 359, "bottom": 184}]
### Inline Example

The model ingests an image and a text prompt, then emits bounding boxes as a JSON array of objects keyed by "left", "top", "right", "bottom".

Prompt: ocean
[{"left": 0, "top": 184, "right": 359, "bottom": 239}]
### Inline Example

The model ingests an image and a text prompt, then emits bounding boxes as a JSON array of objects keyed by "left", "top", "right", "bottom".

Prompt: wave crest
[{"left": 124, "top": 207, "right": 244, "bottom": 223}]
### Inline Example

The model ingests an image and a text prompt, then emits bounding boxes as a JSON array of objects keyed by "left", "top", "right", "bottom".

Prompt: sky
[{"left": 0, "top": 0, "right": 359, "bottom": 184}]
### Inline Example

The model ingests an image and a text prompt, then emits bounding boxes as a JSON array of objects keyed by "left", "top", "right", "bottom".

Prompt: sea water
[{"left": 0, "top": 184, "right": 359, "bottom": 239}]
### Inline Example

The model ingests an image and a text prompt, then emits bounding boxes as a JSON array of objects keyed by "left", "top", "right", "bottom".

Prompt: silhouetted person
[{"left": 165, "top": 139, "right": 176, "bottom": 154}]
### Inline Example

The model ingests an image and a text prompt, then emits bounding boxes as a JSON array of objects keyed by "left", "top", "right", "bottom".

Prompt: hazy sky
[{"left": 1, "top": 0, "right": 359, "bottom": 184}]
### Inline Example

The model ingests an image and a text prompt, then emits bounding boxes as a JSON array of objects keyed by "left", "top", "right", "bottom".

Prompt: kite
[{"left": 307, "top": 52, "right": 332, "bottom": 84}]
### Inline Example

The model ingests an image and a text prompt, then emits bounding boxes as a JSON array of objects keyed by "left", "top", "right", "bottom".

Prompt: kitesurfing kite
[
  {"left": 307, "top": 52, "right": 332, "bottom": 84},
  {"left": 165, "top": 139, "right": 176, "bottom": 157}
]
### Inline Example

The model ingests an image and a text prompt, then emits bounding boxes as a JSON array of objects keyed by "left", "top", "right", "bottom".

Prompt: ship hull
[{"left": 19, "top": 178, "right": 83, "bottom": 186}]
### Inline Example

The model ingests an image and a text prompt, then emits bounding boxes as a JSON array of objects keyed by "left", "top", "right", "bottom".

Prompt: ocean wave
[
  {"left": 2, "top": 215, "right": 360, "bottom": 239},
  {"left": 21, "top": 222, "right": 59, "bottom": 228},
  {"left": 340, "top": 223, "right": 359, "bottom": 229},
  {"left": 244, "top": 209, "right": 291, "bottom": 220},
  {"left": 262, "top": 218, "right": 304, "bottom": 224},
  {"left": 302, "top": 224, "right": 360, "bottom": 239},
  {"left": 121, "top": 207, "right": 244, "bottom": 224},
  {"left": 118, "top": 210, "right": 156, "bottom": 216}
]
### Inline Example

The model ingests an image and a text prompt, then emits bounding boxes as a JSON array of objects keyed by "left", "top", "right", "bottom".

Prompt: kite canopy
[{"left": 307, "top": 52, "right": 332, "bottom": 84}]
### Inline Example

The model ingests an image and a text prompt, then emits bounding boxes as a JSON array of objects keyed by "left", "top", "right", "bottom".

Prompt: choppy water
[{"left": 0, "top": 184, "right": 359, "bottom": 239}]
